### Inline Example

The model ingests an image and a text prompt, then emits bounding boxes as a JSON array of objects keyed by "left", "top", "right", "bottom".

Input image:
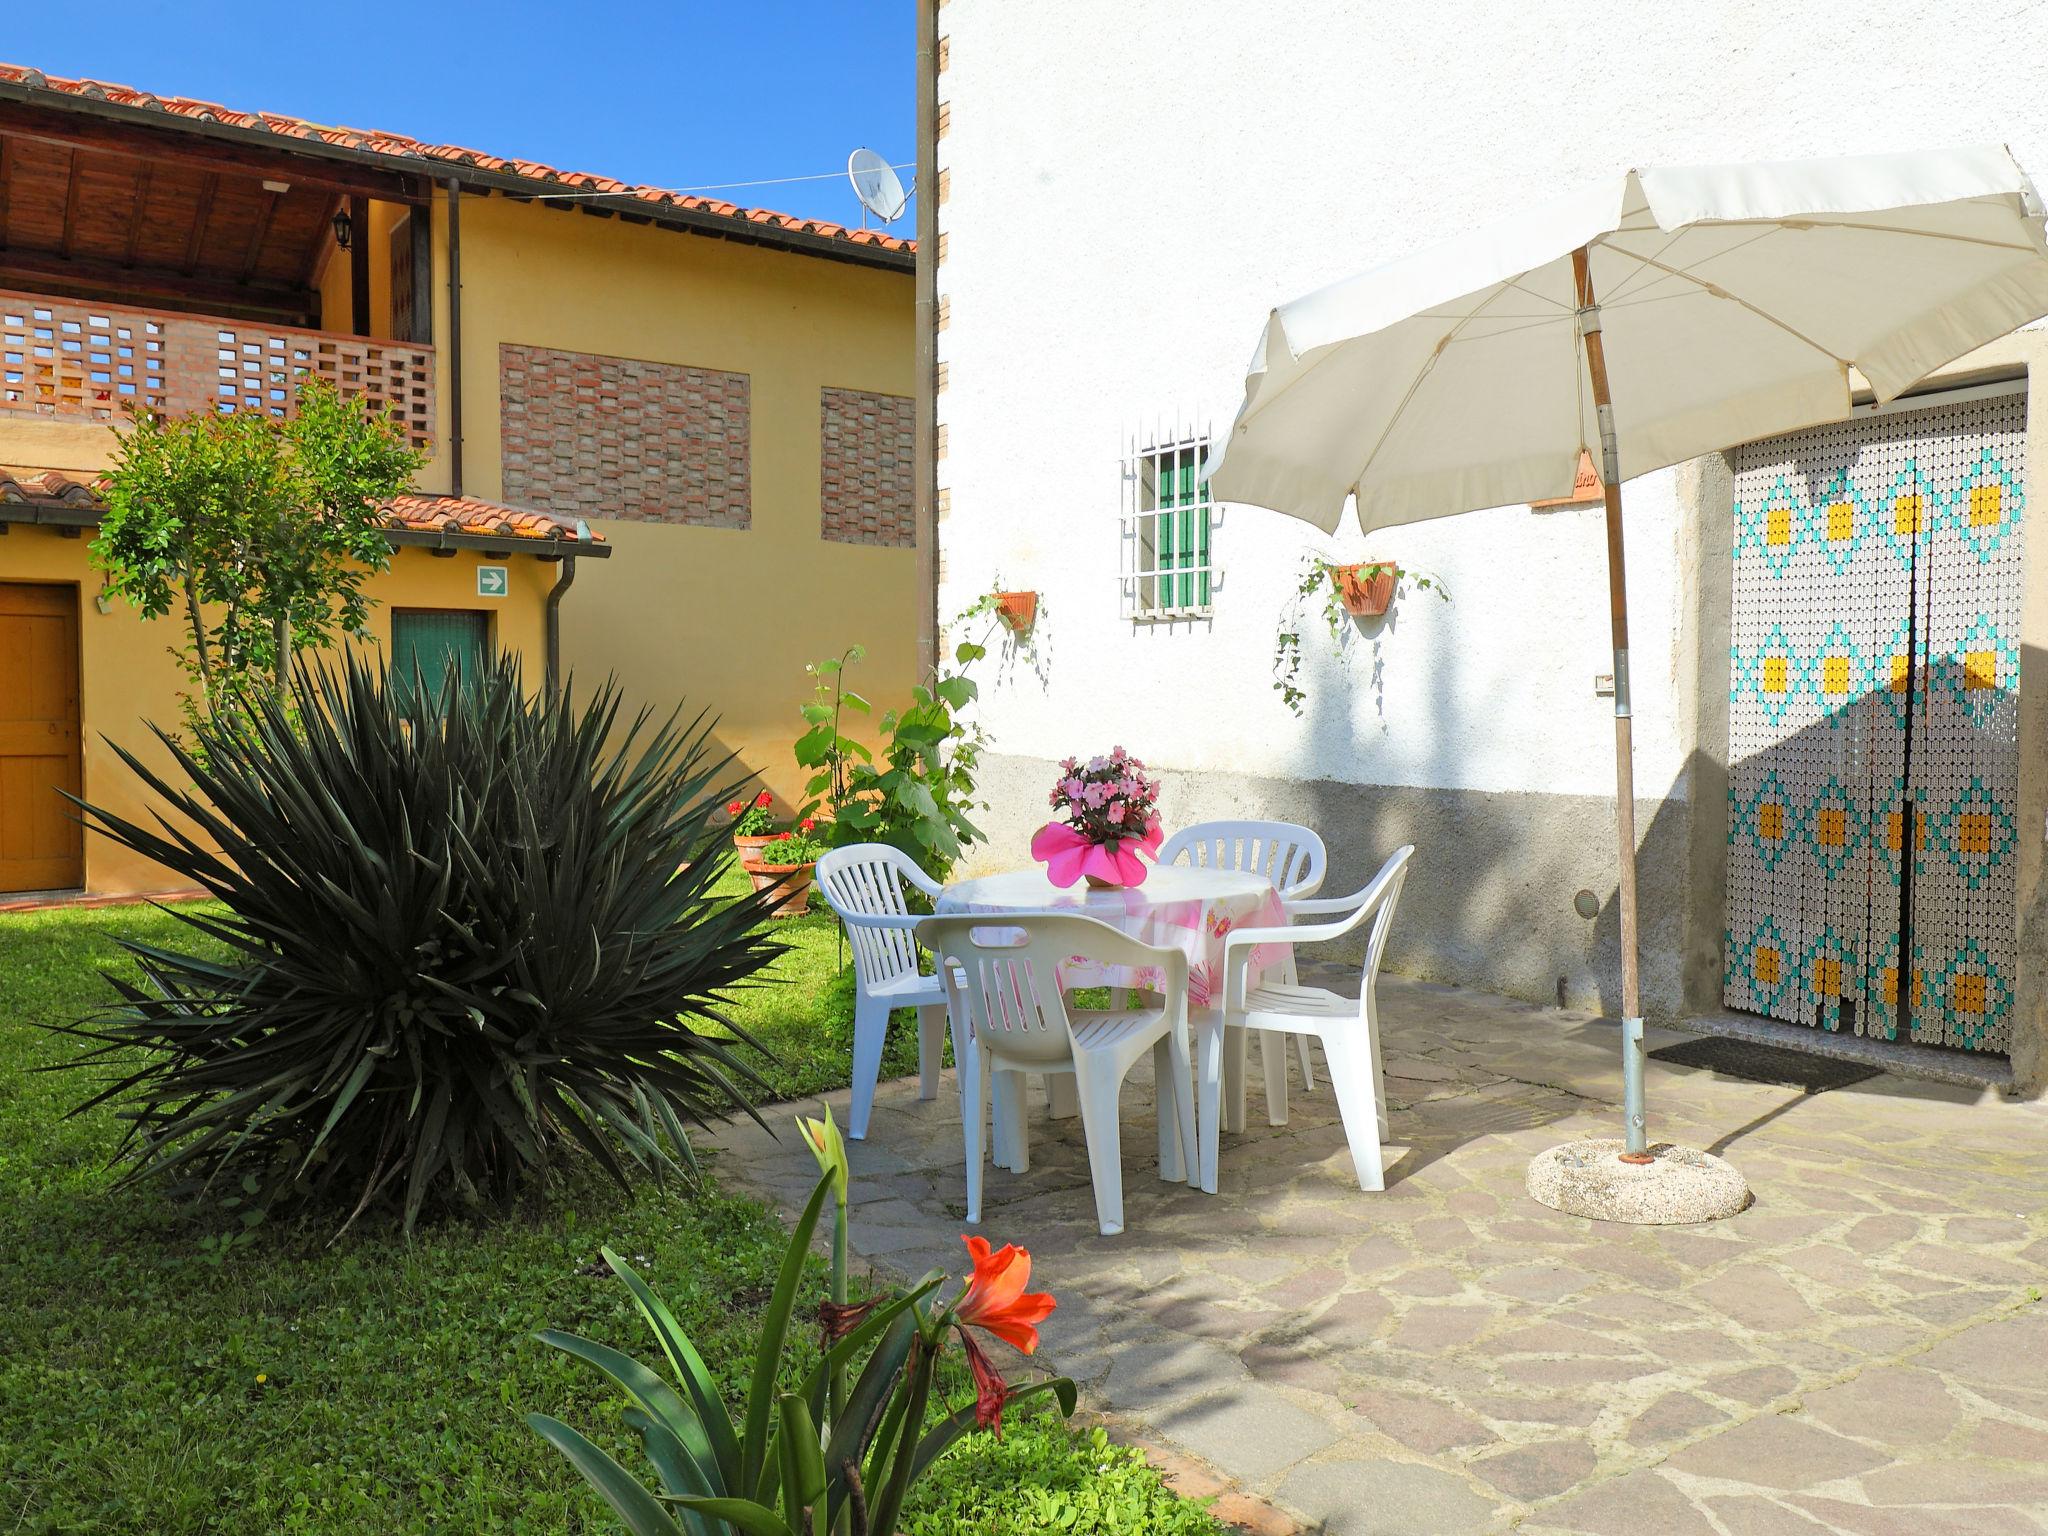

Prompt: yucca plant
[{"left": 48, "top": 653, "right": 788, "bottom": 1231}]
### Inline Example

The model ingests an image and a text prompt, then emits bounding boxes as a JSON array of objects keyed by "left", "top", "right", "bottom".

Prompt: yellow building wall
[
  {"left": 0, "top": 512, "right": 553, "bottom": 896},
  {"left": 0, "top": 186, "right": 910, "bottom": 892},
  {"left": 445, "top": 196, "right": 918, "bottom": 811}
]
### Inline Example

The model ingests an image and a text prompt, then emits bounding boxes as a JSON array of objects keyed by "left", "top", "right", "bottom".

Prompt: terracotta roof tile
[
  {"left": 0, "top": 468, "right": 604, "bottom": 549},
  {"left": 381, "top": 492, "right": 605, "bottom": 546},
  {"left": 0, "top": 63, "right": 914, "bottom": 260},
  {"left": 0, "top": 466, "right": 107, "bottom": 505}
]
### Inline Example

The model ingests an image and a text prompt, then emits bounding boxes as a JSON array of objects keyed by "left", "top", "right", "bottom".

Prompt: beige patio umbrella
[{"left": 1205, "top": 146, "right": 2048, "bottom": 1221}]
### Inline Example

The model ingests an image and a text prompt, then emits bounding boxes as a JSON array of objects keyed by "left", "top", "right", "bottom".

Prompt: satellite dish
[{"left": 847, "top": 148, "right": 909, "bottom": 225}]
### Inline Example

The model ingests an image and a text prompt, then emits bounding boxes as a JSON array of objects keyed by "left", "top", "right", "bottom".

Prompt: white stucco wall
[{"left": 936, "top": 0, "right": 2048, "bottom": 809}]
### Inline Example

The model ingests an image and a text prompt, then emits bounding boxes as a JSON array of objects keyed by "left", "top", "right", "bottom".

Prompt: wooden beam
[
  {"left": 299, "top": 193, "right": 340, "bottom": 287},
  {"left": 182, "top": 172, "right": 217, "bottom": 273},
  {"left": 122, "top": 160, "right": 153, "bottom": 265},
  {"left": 348, "top": 193, "right": 370, "bottom": 336},
  {"left": 0, "top": 102, "right": 421, "bottom": 202},
  {"left": 58, "top": 148, "right": 81, "bottom": 256},
  {"left": 408, "top": 204, "right": 432, "bottom": 343},
  {"left": 241, "top": 186, "right": 280, "bottom": 281},
  {"left": 0, "top": 135, "right": 9, "bottom": 249},
  {"left": 0, "top": 246, "right": 316, "bottom": 318}
]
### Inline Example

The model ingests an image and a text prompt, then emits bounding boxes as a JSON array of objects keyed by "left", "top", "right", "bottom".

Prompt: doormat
[{"left": 1650, "top": 1036, "right": 1883, "bottom": 1094}]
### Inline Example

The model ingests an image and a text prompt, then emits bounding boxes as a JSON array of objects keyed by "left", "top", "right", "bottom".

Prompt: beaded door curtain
[{"left": 1725, "top": 390, "right": 2022, "bottom": 1054}]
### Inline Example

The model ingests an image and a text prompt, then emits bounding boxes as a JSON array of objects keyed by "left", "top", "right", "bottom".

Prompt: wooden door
[{"left": 0, "top": 582, "right": 83, "bottom": 892}]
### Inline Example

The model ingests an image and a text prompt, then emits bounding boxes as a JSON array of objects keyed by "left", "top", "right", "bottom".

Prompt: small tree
[{"left": 92, "top": 378, "right": 423, "bottom": 725}]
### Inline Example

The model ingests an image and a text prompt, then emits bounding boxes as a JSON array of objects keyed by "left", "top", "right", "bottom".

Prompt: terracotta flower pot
[
  {"left": 994, "top": 590, "right": 1038, "bottom": 633},
  {"left": 1083, "top": 874, "right": 1121, "bottom": 890},
  {"left": 1331, "top": 561, "right": 1398, "bottom": 617},
  {"left": 734, "top": 833, "right": 783, "bottom": 864},
  {"left": 743, "top": 857, "right": 817, "bottom": 918}
]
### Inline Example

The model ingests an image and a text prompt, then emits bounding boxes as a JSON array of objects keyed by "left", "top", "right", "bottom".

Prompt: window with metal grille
[{"left": 1122, "top": 423, "right": 1216, "bottom": 620}]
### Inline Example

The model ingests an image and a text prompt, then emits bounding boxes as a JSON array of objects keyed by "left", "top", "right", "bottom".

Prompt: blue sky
[{"left": 3, "top": 2, "right": 915, "bottom": 229}]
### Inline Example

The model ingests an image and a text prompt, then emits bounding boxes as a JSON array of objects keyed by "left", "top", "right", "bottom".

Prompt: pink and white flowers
[{"left": 1044, "top": 746, "right": 1162, "bottom": 847}]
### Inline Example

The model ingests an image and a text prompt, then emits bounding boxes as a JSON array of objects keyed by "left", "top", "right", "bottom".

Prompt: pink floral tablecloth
[{"left": 935, "top": 864, "right": 1290, "bottom": 1008}]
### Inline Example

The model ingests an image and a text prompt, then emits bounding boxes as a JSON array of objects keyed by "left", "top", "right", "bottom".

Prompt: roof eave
[
  {"left": 0, "top": 78, "right": 916, "bottom": 275},
  {"left": 385, "top": 526, "right": 613, "bottom": 559},
  {"left": 0, "top": 501, "right": 612, "bottom": 558}
]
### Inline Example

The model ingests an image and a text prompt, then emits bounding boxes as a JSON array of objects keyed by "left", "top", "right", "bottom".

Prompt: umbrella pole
[{"left": 1572, "top": 246, "right": 1651, "bottom": 1161}]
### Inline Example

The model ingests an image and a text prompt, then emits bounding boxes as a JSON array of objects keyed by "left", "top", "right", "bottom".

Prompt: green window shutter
[
  {"left": 1130, "top": 432, "right": 1215, "bottom": 617},
  {"left": 391, "top": 610, "right": 490, "bottom": 706}
]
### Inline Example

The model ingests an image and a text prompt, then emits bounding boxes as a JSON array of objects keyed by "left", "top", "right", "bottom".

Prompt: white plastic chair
[
  {"left": 1159, "top": 819, "right": 1329, "bottom": 1103},
  {"left": 814, "top": 844, "right": 950, "bottom": 1140},
  {"left": 1198, "top": 845, "right": 1413, "bottom": 1195},
  {"left": 920, "top": 913, "right": 1197, "bottom": 1237}
]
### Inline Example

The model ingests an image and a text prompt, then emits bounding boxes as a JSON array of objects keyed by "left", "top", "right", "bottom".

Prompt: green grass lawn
[{"left": 0, "top": 876, "right": 1225, "bottom": 1535}]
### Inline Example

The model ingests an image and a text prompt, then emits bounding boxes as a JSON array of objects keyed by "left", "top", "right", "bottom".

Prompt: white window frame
[{"left": 1120, "top": 416, "right": 1219, "bottom": 621}]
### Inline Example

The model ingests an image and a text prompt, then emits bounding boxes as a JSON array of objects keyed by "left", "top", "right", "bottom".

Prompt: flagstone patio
[{"left": 706, "top": 974, "right": 2048, "bottom": 1536}]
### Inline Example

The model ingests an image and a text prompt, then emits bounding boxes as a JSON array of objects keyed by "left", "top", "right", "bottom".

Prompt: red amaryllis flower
[
  {"left": 955, "top": 1323, "right": 1012, "bottom": 1435},
  {"left": 754, "top": 791, "right": 774, "bottom": 808},
  {"left": 953, "top": 1235, "right": 1055, "bottom": 1353}
]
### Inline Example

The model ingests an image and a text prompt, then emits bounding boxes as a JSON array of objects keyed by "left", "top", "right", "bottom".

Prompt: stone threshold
[{"left": 1670, "top": 1009, "right": 2013, "bottom": 1093}]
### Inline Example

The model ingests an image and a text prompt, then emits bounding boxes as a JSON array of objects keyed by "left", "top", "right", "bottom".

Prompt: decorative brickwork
[
  {"left": 499, "top": 343, "right": 750, "bottom": 528},
  {"left": 819, "top": 387, "right": 915, "bottom": 547}
]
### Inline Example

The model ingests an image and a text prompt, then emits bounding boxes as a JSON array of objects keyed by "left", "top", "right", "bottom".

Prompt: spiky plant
[{"left": 49, "top": 654, "right": 787, "bottom": 1232}]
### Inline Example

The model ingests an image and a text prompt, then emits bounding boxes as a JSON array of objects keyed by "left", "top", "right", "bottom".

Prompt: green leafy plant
[
  {"left": 47, "top": 652, "right": 785, "bottom": 1233},
  {"left": 905, "top": 1426, "right": 1226, "bottom": 1536},
  {"left": 1271, "top": 554, "right": 1451, "bottom": 713},
  {"left": 794, "top": 619, "right": 993, "bottom": 882},
  {"left": 753, "top": 828, "right": 828, "bottom": 866},
  {"left": 529, "top": 1164, "right": 1076, "bottom": 1536},
  {"left": 92, "top": 378, "right": 423, "bottom": 733}
]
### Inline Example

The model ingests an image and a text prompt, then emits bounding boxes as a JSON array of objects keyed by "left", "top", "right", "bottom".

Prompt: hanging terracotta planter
[
  {"left": 1330, "top": 561, "right": 1398, "bottom": 617},
  {"left": 994, "top": 590, "right": 1038, "bottom": 634}
]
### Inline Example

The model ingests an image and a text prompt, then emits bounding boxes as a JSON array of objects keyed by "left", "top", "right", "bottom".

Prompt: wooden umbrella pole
[{"left": 1572, "top": 245, "right": 1651, "bottom": 1161}]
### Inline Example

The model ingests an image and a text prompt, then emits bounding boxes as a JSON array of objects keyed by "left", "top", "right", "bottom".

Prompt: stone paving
[{"left": 706, "top": 974, "right": 2048, "bottom": 1535}]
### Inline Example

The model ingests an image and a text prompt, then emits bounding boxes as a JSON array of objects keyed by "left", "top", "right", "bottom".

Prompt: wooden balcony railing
[{"left": 0, "top": 290, "right": 435, "bottom": 450}]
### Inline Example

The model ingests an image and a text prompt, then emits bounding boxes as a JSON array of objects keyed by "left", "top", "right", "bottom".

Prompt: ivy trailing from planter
[{"left": 1272, "top": 554, "right": 1450, "bottom": 714}]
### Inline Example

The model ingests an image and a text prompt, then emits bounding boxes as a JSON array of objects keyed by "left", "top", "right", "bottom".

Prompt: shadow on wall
[{"left": 970, "top": 747, "right": 1702, "bottom": 1022}]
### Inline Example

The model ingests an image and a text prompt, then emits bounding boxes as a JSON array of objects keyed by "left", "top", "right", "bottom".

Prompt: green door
[{"left": 391, "top": 609, "right": 489, "bottom": 704}]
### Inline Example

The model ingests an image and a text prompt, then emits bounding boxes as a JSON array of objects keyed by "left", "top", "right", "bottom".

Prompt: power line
[{"left": 522, "top": 162, "right": 915, "bottom": 202}]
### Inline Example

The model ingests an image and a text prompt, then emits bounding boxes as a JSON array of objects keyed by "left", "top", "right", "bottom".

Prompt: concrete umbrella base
[{"left": 1526, "top": 1138, "right": 1751, "bottom": 1224}]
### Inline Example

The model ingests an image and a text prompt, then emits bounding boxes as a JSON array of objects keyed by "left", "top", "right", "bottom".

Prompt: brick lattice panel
[
  {"left": 499, "top": 343, "right": 751, "bottom": 528},
  {"left": 819, "top": 386, "right": 915, "bottom": 546},
  {"left": 0, "top": 290, "right": 434, "bottom": 448}
]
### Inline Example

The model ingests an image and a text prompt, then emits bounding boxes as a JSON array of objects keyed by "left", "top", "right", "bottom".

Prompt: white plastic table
[
  {"left": 936, "top": 864, "right": 1290, "bottom": 1006},
  {"left": 936, "top": 865, "right": 1293, "bottom": 1145}
]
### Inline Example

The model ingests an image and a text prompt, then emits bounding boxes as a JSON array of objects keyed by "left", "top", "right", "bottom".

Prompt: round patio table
[
  {"left": 935, "top": 863, "right": 1290, "bottom": 1010},
  {"left": 936, "top": 863, "right": 1296, "bottom": 1176}
]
